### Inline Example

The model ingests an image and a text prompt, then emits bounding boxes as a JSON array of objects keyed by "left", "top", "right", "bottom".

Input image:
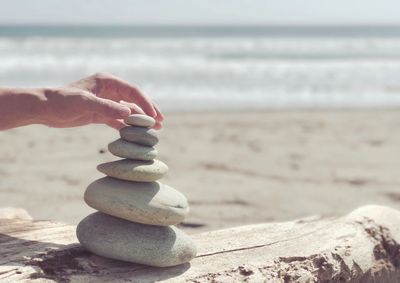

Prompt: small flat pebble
[
  {"left": 84, "top": 177, "right": 189, "bottom": 225},
  {"left": 124, "top": 114, "right": 156, "bottom": 128},
  {"left": 120, "top": 126, "right": 159, "bottom": 146},
  {"left": 108, "top": 139, "right": 157, "bottom": 161},
  {"left": 76, "top": 212, "right": 197, "bottom": 267},
  {"left": 97, "top": 159, "right": 168, "bottom": 182}
]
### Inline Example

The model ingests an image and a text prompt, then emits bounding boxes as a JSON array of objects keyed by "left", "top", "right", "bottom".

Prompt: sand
[{"left": 0, "top": 110, "right": 400, "bottom": 233}]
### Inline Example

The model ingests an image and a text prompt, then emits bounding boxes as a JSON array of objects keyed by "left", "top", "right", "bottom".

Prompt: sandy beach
[{"left": 0, "top": 110, "right": 399, "bottom": 233}]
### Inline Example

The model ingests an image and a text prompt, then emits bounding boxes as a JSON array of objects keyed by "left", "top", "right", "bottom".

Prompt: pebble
[
  {"left": 124, "top": 114, "right": 156, "bottom": 128},
  {"left": 120, "top": 126, "right": 159, "bottom": 147},
  {"left": 97, "top": 159, "right": 168, "bottom": 182},
  {"left": 76, "top": 212, "right": 197, "bottom": 267},
  {"left": 84, "top": 177, "right": 189, "bottom": 225},
  {"left": 108, "top": 139, "right": 157, "bottom": 161}
]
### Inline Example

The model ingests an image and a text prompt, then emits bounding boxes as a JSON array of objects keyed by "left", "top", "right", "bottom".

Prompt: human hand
[{"left": 42, "top": 73, "right": 163, "bottom": 130}]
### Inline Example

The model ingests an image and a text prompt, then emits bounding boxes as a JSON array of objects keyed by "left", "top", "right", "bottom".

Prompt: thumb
[
  {"left": 88, "top": 97, "right": 131, "bottom": 119},
  {"left": 120, "top": 100, "right": 145, "bottom": 115}
]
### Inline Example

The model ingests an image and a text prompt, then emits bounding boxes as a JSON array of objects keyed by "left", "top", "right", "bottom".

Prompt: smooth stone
[
  {"left": 97, "top": 159, "right": 168, "bottom": 182},
  {"left": 84, "top": 177, "right": 189, "bottom": 226},
  {"left": 124, "top": 114, "right": 156, "bottom": 127},
  {"left": 76, "top": 212, "right": 197, "bottom": 267},
  {"left": 120, "top": 126, "right": 159, "bottom": 146},
  {"left": 108, "top": 139, "right": 157, "bottom": 161}
]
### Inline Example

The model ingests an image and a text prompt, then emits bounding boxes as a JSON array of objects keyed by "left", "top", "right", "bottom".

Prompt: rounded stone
[
  {"left": 124, "top": 114, "right": 156, "bottom": 128},
  {"left": 120, "top": 126, "right": 159, "bottom": 147},
  {"left": 76, "top": 212, "right": 197, "bottom": 267},
  {"left": 108, "top": 139, "right": 157, "bottom": 161},
  {"left": 97, "top": 159, "right": 168, "bottom": 182},
  {"left": 84, "top": 177, "right": 189, "bottom": 225}
]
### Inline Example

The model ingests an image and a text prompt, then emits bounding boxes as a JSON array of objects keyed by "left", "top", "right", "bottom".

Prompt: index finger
[
  {"left": 154, "top": 104, "right": 165, "bottom": 122},
  {"left": 105, "top": 76, "right": 157, "bottom": 118}
]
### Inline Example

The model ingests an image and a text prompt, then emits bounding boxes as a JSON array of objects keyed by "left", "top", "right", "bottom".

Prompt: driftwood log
[{"left": 1, "top": 205, "right": 400, "bottom": 282}]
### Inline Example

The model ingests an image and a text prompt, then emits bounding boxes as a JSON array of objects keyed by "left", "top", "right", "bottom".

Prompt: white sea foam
[{"left": 1, "top": 37, "right": 400, "bottom": 110}]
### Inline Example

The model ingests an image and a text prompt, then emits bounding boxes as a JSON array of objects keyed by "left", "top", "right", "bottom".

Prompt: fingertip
[
  {"left": 91, "top": 97, "right": 131, "bottom": 119},
  {"left": 119, "top": 106, "right": 131, "bottom": 118},
  {"left": 147, "top": 106, "right": 158, "bottom": 119},
  {"left": 154, "top": 105, "right": 165, "bottom": 121},
  {"left": 131, "top": 105, "right": 145, "bottom": 115},
  {"left": 120, "top": 100, "right": 145, "bottom": 115},
  {"left": 153, "top": 121, "right": 162, "bottom": 130}
]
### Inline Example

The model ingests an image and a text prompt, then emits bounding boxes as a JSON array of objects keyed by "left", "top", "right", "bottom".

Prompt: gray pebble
[
  {"left": 124, "top": 114, "right": 156, "bottom": 128},
  {"left": 108, "top": 139, "right": 157, "bottom": 161},
  {"left": 84, "top": 177, "right": 189, "bottom": 225},
  {"left": 97, "top": 159, "right": 168, "bottom": 182},
  {"left": 120, "top": 126, "right": 159, "bottom": 146},
  {"left": 76, "top": 212, "right": 197, "bottom": 267}
]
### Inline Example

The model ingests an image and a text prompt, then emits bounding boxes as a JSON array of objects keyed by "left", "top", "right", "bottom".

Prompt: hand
[{"left": 43, "top": 73, "right": 164, "bottom": 130}]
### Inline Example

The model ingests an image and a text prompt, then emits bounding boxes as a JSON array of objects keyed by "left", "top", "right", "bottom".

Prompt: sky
[{"left": 1, "top": 0, "right": 400, "bottom": 25}]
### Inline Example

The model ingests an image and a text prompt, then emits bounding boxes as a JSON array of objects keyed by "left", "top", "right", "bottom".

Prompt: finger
[
  {"left": 121, "top": 85, "right": 156, "bottom": 118},
  {"left": 105, "top": 119, "right": 128, "bottom": 130},
  {"left": 153, "top": 121, "right": 162, "bottom": 130},
  {"left": 120, "top": 101, "right": 145, "bottom": 115},
  {"left": 154, "top": 104, "right": 165, "bottom": 121},
  {"left": 106, "top": 77, "right": 157, "bottom": 117},
  {"left": 88, "top": 96, "right": 131, "bottom": 119},
  {"left": 91, "top": 114, "right": 128, "bottom": 130}
]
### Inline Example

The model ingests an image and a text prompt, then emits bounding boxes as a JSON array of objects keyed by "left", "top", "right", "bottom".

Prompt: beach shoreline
[{"left": 0, "top": 110, "right": 399, "bottom": 233}]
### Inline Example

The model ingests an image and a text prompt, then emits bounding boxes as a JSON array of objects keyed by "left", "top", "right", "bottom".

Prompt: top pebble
[{"left": 124, "top": 114, "right": 156, "bottom": 128}]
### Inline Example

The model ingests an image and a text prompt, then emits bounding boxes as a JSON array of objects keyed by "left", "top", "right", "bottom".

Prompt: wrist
[
  {"left": 27, "top": 88, "right": 50, "bottom": 125},
  {"left": 0, "top": 87, "right": 48, "bottom": 129}
]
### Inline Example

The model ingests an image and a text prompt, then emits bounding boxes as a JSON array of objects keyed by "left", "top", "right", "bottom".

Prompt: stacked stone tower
[{"left": 76, "top": 114, "right": 196, "bottom": 267}]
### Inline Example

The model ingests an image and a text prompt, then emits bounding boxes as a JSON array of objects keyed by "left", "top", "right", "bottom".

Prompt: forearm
[
  {"left": 0, "top": 74, "right": 163, "bottom": 131},
  {"left": 0, "top": 88, "right": 47, "bottom": 130}
]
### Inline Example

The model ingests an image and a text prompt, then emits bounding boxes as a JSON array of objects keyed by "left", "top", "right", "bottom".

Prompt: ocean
[{"left": 1, "top": 25, "right": 400, "bottom": 111}]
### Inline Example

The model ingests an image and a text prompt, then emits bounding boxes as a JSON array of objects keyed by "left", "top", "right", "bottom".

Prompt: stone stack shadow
[{"left": 76, "top": 114, "right": 197, "bottom": 267}]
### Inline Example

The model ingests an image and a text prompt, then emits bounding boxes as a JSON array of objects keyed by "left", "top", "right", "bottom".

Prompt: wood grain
[{"left": 1, "top": 205, "right": 400, "bottom": 282}]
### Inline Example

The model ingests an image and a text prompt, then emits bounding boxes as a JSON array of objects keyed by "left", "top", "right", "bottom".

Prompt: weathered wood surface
[{"left": 1, "top": 205, "right": 400, "bottom": 282}]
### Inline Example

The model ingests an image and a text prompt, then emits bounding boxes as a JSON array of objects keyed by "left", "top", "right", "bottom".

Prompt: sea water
[{"left": 1, "top": 25, "right": 400, "bottom": 111}]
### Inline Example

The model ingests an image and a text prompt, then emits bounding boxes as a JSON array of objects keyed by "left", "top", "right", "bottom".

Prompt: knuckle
[
  {"left": 93, "top": 72, "right": 115, "bottom": 81},
  {"left": 102, "top": 104, "right": 119, "bottom": 117}
]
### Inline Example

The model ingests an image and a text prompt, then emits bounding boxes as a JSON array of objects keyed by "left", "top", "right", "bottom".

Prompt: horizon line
[{"left": 2, "top": 23, "right": 400, "bottom": 27}]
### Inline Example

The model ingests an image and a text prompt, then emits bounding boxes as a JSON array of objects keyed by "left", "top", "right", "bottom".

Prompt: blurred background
[
  {"left": 0, "top": 0, "right": 400, "bottom": 232},
  {"left": 3, "top": 0, "right": 400, "bottom": 110}
]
